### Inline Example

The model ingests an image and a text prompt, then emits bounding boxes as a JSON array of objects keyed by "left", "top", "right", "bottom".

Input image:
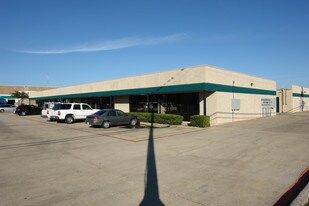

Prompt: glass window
[
  {"left": 108, "top": 110, "right": 116, "bottom": 116},
  {"left": 60, "top": 104, "right": 71, "bottom": 110},
  {"left": 82, "top": 104, "right": 91, "bottom": 110},
  {"left": 73, "top": 104, "right": 81, "bottom": 110},
  {"left": 94, "top": 110, "right": 107, "bottom": 115},
  {"left": 129, "top": 93, "right": 199, "bottom": 121},
  {"left": 52, "top": 104, "right": 71, "bottom": 110},
  {"left": 116, "top": 110, "right": 126, "bottom": 116},
  {"left": 129, "top": 95, "right": 148, "bottom": 112},
  {"left": 165, "top": 93, "right": 199, "bottom": 121},
  {"left": 52, "top": 103, "right": 62, "bottom": 110}
]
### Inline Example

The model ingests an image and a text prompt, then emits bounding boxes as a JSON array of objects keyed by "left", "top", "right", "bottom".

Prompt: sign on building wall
[
  {"left": 231, "top": 99, "right": 240, "bottom": 110},
  {"left": 261, "top": 98, "right": 275, "bottom": 117},
  {"left": 261, "top": 98, "right": 275, "bottom": 109}
]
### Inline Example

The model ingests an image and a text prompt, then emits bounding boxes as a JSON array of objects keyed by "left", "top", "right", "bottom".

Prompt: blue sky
[{"left": 1, "top": 0, "right": 308, "bottom": 88}]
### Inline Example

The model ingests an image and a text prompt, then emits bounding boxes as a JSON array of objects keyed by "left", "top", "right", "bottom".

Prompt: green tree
[{"left": 11, "top": 91, "right": 29, "bottom": 104}]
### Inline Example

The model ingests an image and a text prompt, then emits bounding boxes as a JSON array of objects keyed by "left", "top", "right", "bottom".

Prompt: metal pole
[
  {"left": 301, "top": 87, "right": 304, "bottom": 112},
  {"left": 284, "top": 89, "right": 287, "bottom": 105},
  {"left": 281, "top": 89, "right": 284, "bottom": 113},
  {"left": 232, "top": 81, "right": 235, "bottom": 122},
  {"left": 232, "top": 81, "right": 235, "bottom": 99},
  {"left": 147, "top": 94, "right": 150, "bottom": 112},
  {"left": 109, "top": 96, "right": 113, "bottom": 109},
  {"left": 203, "top": 90, "right": 206, "bottom": 116}
]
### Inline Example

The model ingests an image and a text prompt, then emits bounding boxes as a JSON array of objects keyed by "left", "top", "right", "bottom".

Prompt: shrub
[
  {"left": 154, "top": 113, "right": 183, "bottom": 125},
  {"left": 129, "top": 112, "right": 183, "bottom": 125},
  {"left": 129, "top": 112, "right": 152, "bottom": 122},
  {"left": 189, "top": 115, "right": 210, "bottom": 128}
]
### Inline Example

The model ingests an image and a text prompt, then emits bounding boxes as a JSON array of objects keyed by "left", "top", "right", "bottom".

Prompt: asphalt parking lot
[{"left": 0, "top": 112, "right": 308, "bottom": 206}]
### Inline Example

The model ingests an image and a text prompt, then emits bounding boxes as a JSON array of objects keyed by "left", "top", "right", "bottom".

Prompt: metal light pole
[
  {"left": 232, "top": 81, "right": 235, "bottom": 122},
  {"left": 301, "top": 86, "right": 304, "bottom": 112},
  {"left": 281, "top": 88, "right": 284, "bottom": 113}
]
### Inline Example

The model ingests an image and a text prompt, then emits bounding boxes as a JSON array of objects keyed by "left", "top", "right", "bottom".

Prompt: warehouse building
[
  {"left": 276, "top": 85, "right": 309, "bottom": 113},
  {"left": 29, "top": 65, "right": 277, "bottom": 125}
]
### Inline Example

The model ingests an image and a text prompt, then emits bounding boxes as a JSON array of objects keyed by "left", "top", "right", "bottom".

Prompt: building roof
[
  {"left": 29, "top": 64, "right": 277, "bottom": 100},
  {"left": 0, "top": 85, "right": 57, "bottom": 94}
]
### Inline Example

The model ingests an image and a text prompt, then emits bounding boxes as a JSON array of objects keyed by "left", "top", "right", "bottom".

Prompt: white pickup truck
[{"left": 50, "top": 103, "right": 99, "bottom": 124}]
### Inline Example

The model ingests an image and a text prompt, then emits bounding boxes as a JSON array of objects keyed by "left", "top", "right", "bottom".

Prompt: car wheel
[
  {"left": 130, "top": 118, "right": 138, "bottom": 126},
  {"left": 0, "top": 109, "right": 4, "bottom": 113},
  {"left": 65, "top": 115, "right": 74, "bottom": 124},
  {"left": 21, "top": 111, "right": 27, "bottom": 116},
  {"left": 102, "top": 121, "right": 110, "bottom": 129}
]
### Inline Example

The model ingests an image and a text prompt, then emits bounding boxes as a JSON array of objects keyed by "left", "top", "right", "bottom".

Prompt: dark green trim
[
  {"left": 0, "top": 95, "right": 14, "bottom": 99},
  {"left": 293, "top": 93, "right": 309, "bottom": 98},
  {"left": 204, "top": 83, "right": 276, "bottom": 95},
  {"left": 30, "top": 83, "right": 276, "bottom": 100}
]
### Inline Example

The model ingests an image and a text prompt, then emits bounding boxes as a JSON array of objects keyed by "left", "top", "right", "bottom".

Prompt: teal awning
[
  {"left": 0, "top": 95, "right": 15, "bottom": 99},
  {"left": 30, "top": 82, "right": 276, "bottom": 100}
]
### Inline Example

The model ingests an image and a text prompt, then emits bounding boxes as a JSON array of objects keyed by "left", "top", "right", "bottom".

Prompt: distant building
[
  {"left": 276, "top": 85, "right": 309, "bottom": 113},
  {"left": 29, "top": 65, "right": 278, "bottom": 125},
  {"left": 0, "top": 85, "right": 57, "bottom": 106}
]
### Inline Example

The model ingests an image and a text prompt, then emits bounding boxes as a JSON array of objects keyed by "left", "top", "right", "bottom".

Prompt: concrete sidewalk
[{"left": 0, "top": 112, "right": 308, "bottom": 205}]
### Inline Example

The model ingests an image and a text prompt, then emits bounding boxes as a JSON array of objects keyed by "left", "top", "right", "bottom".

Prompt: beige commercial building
[
  {"left": 276, "top": 85, "right": 309, "bottom": 113},
  {"left": 0, "top": 85, "right": 56, "bottom": 106},
  {"left": 29, "top": 65, "right": 277, "bottom": 125}
]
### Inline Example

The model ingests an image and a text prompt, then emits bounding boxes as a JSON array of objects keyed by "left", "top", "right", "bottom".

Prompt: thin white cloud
[{"left": 14, "top": 33, "right": 188, "bottom": 54}]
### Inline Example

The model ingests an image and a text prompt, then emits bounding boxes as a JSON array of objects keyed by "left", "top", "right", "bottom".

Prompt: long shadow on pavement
[{"left": 139, "top": 111, "right": 165, "bottom": 206}]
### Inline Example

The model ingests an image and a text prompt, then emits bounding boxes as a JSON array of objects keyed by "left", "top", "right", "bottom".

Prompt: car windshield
[{"left": 94, "top": 110, "right": 107, "bottom": 115}]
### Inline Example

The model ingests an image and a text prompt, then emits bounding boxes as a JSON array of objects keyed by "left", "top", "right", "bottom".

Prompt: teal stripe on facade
[
  {"left": 0, "top": 95, "right": 14, "bottom": 99},
  {"left": 30, "top": 83, "right": 276, "bottom": 100},
  {"left": 204, "top": 83, "right": 276, "bottom": 95},
  {"left": 292, "top": 93, "right": 309, "bottom": 98}
]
